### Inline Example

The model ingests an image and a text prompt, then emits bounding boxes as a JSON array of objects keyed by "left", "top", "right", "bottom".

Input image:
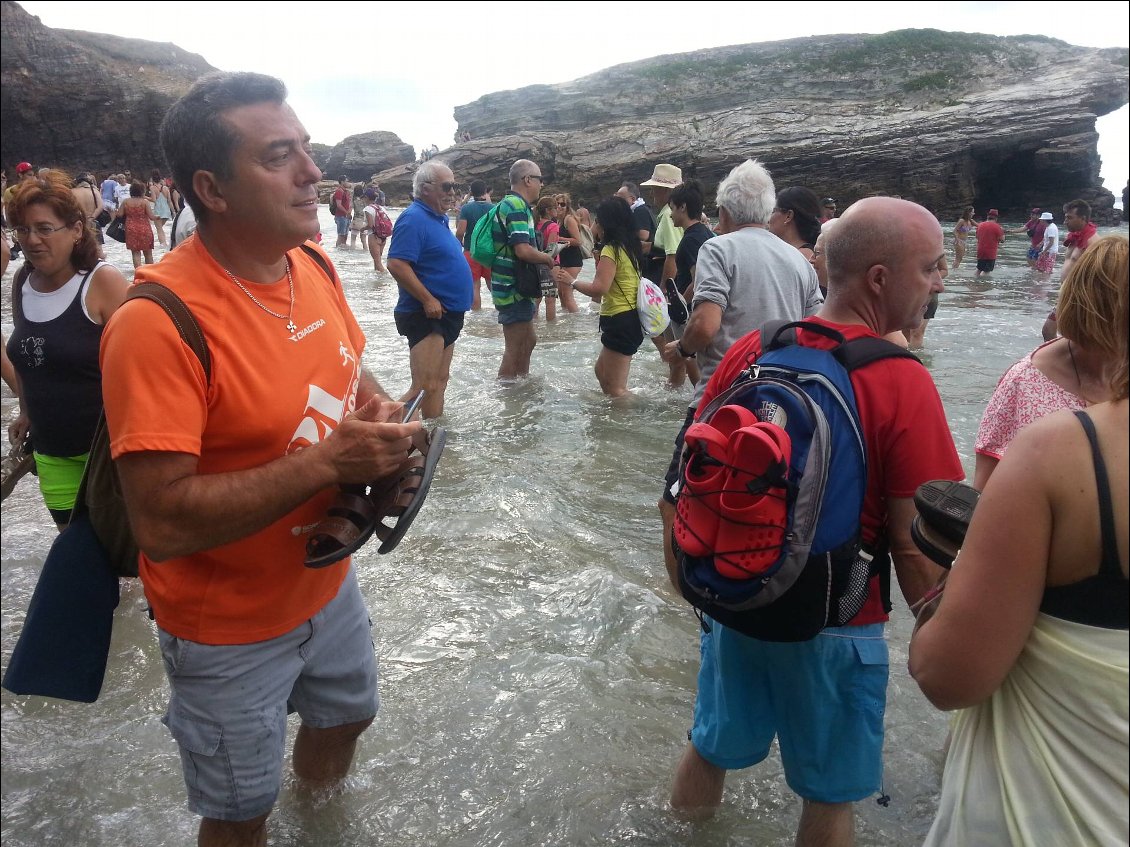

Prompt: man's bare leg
[
  {"left": 796, "top": 800, "right": 854, "bottom": 847},
  {"left": 670, "top": 742, "right": 726, "bottom": 816},
  {"left": 499, "top": 322, "right": 536, "bottom": 380},
  {"left": 292, "top": 717, "right": 374, "bottom": 783},
  {"left": 405, "top": 333, "right": 454, "bottom": 419},
  {"left": 199, "top": 814, "right": 270, "bottom": 847}
]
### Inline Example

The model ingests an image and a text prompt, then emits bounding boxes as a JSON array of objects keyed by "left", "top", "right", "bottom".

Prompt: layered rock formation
[
  {"left": 376, "top": 29, "right": 1128, "bottom": 219},
  {"left": 1, "top": 0, "right": 216, "bottom": 175},
  {"left": 323, "top": 131, "right": 416, "bottom": 181}
]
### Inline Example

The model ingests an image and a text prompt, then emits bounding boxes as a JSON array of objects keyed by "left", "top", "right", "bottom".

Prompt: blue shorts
[
  {"left": 158, "top": 567, "right": 379, "bottom": 821},
  {"left": 690, "top": 621, "right": 888, "bottom": 803},
  {"left": 1027, "top": 246, "right": 1040, "bottom": 261},
  {"left": 335, "top": 215, "right": 350, "bottom": 237},
  {"left": 496, "top": 297, "right": 537, "bottom": 325}
]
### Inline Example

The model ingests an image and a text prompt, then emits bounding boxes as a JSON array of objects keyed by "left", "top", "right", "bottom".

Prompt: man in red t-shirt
[
  {"left": 331, "top": 174, "right": 351, "bottom": 247},
  {"left": 975, "top": 208, "right": 1005, "bottom": 277},
  {"left": 669, "top": 197, "right": 963, "bottom": 843}
]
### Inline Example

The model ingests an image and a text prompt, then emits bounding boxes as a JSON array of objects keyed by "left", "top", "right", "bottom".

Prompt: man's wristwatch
[{"left": 676, "top": 341, "right": 696, "bottom": 359}]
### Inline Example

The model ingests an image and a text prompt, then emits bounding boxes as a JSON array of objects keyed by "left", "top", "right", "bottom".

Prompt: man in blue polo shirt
[{"left": 387, "top": 160, "right": 473, "bottom": 420}]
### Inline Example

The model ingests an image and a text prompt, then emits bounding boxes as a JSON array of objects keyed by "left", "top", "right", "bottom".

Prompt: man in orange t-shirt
[{"left": 100, "top": 72, "right": 420, "bottom": 846}]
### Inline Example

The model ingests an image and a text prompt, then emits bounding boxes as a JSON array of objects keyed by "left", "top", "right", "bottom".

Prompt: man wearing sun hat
[
  {"left": 641, "top": 163, "right": 684, "bottom": 284},
  {"left": 1035, "top": 210, "right": 1059, "bottom": 274},
  {"left": 975, "top": 208, "right": 1005, "bottom": 277}
]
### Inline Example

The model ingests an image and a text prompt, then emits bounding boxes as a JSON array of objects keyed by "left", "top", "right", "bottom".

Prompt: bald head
[
  {"left": 823, "top": 197, "right": 945, "bottom": 334},
  {"left": 825, "top": 197, "right": 942, "bottom": 283}
]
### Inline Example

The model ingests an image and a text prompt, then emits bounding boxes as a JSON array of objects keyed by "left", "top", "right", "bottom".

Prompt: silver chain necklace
[{"left": 222, "top": 258, "right": 297, "bottom": 333}]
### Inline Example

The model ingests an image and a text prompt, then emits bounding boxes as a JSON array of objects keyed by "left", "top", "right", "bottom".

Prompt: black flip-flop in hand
[
  {"left": 304, "top": 427, "right": 447, "bottom": 568},
  {"left": 910, "top": 480, "right": 980, "bottom": 569}
]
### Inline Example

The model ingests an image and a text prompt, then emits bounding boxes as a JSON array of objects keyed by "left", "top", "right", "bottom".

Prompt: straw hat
[{"left": 640, "top": 163, "right": 682, "bottom": 188}]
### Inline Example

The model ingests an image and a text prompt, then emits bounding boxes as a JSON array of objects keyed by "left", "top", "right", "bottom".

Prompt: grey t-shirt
[{"left": 690, "top": 227, "right": 823, "bottom": 405}]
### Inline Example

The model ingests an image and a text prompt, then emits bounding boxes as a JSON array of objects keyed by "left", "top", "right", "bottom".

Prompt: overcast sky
[{"left": 18, "top": 0, "right": 1130, "bottom": 199}]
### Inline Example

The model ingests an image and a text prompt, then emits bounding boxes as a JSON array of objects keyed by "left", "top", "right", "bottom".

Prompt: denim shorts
[
  {"left": 334, "top": 215, "right": 350, "bottom": 237},
  {"left": 394, "top": 308, "right": 466, "bottom": 348},
  {"left": 158, "top": 567, "right": 379, "bottom": 821},
  {"left": 496, "top": 297, "right": 537, "bottom": 325},
  {"left": 690, "top": 621, "right": 888, "bottom": 803}
]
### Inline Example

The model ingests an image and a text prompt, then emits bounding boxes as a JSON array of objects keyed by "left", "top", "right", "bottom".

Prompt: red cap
[
  {"left": 15, "top": 161, "right": 33, "bottom": 174},
  {"left": 987, "top": 208, "right": 999, "bottom": 217},
  {"left": 1030, "top": 207, "right": 1041, "bottom": 214}
]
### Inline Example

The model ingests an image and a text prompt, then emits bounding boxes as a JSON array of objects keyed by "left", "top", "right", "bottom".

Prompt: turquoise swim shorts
[{"left": 690, "top": 620, "right": 888, "bottom": 804}]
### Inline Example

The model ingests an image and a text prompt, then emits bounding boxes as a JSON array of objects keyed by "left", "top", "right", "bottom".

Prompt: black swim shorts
[
  {"left": 598, "top": 310, "right": 644, "bottom": 357},
  {"left": 394, "top": 309, "right": 465, "bottom": 349},
  {"left": 976, "top": 258, "right": 996, "bottom": 273}
]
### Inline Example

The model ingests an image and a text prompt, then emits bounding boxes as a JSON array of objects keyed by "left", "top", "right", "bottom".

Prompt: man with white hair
[
  {"left": 658, "top": 159, "right": 822, "bottom": 583},
  {"left": 387, "top": 160, "right": 473, "bottom": 419},
  {"left": 490, "top": 158, "right": 555, "bottom": 380}
]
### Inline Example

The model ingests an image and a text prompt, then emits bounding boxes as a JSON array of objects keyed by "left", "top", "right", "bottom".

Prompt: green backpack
[{"left": 470, "top": 203, "right": 506, "bottom": 266}]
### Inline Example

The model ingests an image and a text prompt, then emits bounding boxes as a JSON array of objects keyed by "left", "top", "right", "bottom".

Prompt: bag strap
[
  {"left": 126, "top": 283, "right": 212, "bottom": 384},
  {"left": 299, "top": 242, "right": 339, "bottom": 289},
  {"left": 11, "top": 263, "right": 31, "bottom": 325}
]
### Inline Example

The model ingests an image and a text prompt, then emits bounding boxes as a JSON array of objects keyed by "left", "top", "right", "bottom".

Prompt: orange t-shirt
[{"left": 100, "top": 237, "right": 366, "bottom": 644}]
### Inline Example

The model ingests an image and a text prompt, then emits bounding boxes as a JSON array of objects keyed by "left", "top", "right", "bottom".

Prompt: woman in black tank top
[
  {"left": 4, "top": 171, "right": 129, "bottom": 528},
  {"left": 909, "top": 235, "right": 1128, "bottom": 837}
]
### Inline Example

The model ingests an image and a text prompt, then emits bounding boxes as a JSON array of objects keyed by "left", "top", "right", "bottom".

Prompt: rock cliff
[
  {"left": 377, "top": 30, "right": 1128, "bottom": 219},
  {"left": 1, "top": 0, "right": 216, "bottom": 175},
  {"left": 323, "top": 131, "right": 416, "bottom": 181},
  {"left": 0, "top": 2, "right": 414, "bottom": 186}
]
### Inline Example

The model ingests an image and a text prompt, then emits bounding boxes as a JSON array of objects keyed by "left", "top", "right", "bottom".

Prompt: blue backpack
[{"left": 673, "top": 320, "right": 918, "bottom": 642}]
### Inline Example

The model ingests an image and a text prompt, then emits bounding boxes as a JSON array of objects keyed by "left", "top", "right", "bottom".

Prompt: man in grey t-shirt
[{"left": 658, "top": 158, "right": 821, "bottom": 587}]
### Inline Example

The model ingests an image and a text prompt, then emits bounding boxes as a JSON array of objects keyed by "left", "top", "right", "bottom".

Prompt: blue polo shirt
[{"left": 389, "top": 199, "right": 474, "bottom": 313}]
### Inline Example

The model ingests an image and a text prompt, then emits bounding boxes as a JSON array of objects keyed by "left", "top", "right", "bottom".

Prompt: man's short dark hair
[
  {"left": 670, "top": 179, "right": 705, "bottom": 220},
  {"left": 470, "top": 179, "right": 487, "bottom": 198},
  {"left": 159, "top": 71, "right": 288, "bottom": 220},
  {"left": 620, "top": 181, "right": 641, "bottom": 201},
  {"left": 1063, "top": 198, "right": 1091, "bottom": 220}
]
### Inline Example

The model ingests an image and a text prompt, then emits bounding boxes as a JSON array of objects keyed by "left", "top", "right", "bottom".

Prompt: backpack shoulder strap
[
  {"left": 299, "top": 242, "right": 339, "bottom": 289},
  {"left": 127, "top": 283, "right": 212, "bottom": 384},
  {"left": 836, "top": 337, "right": 920, "bottom": 371},
  {"left": 11, "top": 263, "right": 31, "bottom": 325}
]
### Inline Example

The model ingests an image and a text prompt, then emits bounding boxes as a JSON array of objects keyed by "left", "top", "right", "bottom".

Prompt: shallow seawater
[{"left": 2, "top": 214, "right": 1125, "bottom": 846}]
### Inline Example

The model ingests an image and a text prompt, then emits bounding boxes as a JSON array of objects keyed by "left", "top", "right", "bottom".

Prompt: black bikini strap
[{"left": 1074, "top": 411, "right": 1121, "bottom": 577}]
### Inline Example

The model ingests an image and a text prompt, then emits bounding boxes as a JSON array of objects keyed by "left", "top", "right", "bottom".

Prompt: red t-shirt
[
  {"left": 332, "top": 187, "right": 350, "bottom": 216},
  {"left": 976, "top": 220, "right": 1005, "bottom": 260},
  {"left": 697, "top": 317, "right": 964, "bottom": 625},
  {"left": 101, "top": 238, "right": 366, "bottom": 644}
]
